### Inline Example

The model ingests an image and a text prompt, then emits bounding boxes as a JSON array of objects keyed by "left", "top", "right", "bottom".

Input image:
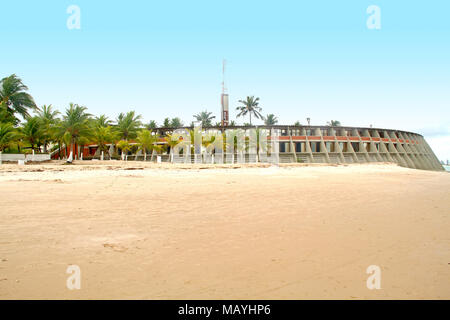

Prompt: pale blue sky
[{"left": 1, "top": 0, "right": 449, "bottom": 160}]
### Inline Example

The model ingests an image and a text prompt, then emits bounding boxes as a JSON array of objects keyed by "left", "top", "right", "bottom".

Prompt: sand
[{"left": 0, "top": 161, "right": 449, "bottom": 299}]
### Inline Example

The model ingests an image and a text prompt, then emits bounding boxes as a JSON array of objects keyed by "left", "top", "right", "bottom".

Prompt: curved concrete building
[
  {"left": 268, "top": 125, "right": 443, "bottom": 171},
  {"left": 155, "top": 125, "right": 443, "bottom": 171},
  {"left": 68, "top": 125, "right": 443, "bottom": 171}
]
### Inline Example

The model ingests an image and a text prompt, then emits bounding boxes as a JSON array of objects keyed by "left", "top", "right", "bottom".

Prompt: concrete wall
[
  {"left": 0, "top": 153, "right": 50, "bottom": 162},
  {"left": 25, "top": 154, "right": 51, "bottom": 162}
]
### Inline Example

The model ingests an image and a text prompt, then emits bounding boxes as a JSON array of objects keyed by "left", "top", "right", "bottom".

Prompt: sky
[{"left": 1, "top": 0, "right": 449, "bottom": 161}]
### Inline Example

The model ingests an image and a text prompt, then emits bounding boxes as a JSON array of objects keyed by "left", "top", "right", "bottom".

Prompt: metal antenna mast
[
  {"left": 222, "top": 59, "right": 227, "bottom": 94},
  {"left": 221, "top": 59, "right": 229, "bottom": 127}
]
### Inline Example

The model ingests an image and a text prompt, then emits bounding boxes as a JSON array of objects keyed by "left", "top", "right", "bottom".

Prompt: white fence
[{"left": 0, "top": 153, "right": 51, "bottom": 163}]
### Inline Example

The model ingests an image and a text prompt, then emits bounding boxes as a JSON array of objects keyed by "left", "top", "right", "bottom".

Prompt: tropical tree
[
  {"left": 163, "top": 117, "right": 171, "bottom": 127},
  {"left": 229, "top": 120, "right": 236, "bottom": 126},
  {"left": 137, "top": 130, "right": 152, "bottom": 161},
  {"left": 0, "top": 74, "right": 37, "bottom": 122},
  {"left": 116, "top": 139, "right": 131, "bottom": 159},
  {"left": 37, "top": 105, "right": 60, "bottom": 153},
  {"left": 264, "top": 114, "right": 278, "bottom": 126},
  {"left": 327, "top": 120, "right": 341, "bottom": 126},
  {"left": 92, "top": 125, "right": 117, "bottom": 156},
  {"left": 51, "top": 118, "right": 67, "bottom": 159},
  {"left": 20, "top": 116, "right": 43, "bottom": 152},
  {"left": 293, "top": 121, "right": 301, "bottom": 126},
  {"left": 0, "top": 107, "right": 16, "bottom": 124},
  {"left": 193, "top": 110, "right": 216, "bottom": 127},
  {"left": 94, "top": 114, "right": 112, "bottom": 128},
  {"left": 58, "top": 103, "right": 92, "bottom": 158},
  {"left": 136, "top": 129, "right": 160, "bottom": 161},
  {"left": 116, "top": 111, "right": 142, "bottom": 140},
  {"left": 0, "top": 122, "right": 17, "bottom": 151},
  {"left": 170, "top": 117, "right": 183, "bottom": 128},
  {"left": 146, "top": 120, "right": 158, "bottom": 131},
  {"left": 236, "top": 96, "right": 262, "bottom": 125},
  {"left": 164, "top": 133, "right": 182, "bottom": 162}
]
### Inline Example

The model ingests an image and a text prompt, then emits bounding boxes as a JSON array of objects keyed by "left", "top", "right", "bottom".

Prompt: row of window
[
  {"left": 280, "top": 129, "right": 412, "bottom": 139},
  {"left": 279, "top": 141, "right": 414, "bottom": 153}
]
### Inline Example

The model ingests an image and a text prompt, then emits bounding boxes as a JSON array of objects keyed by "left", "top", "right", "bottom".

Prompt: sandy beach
[{"left": 0, "top": 161, "right": 449, "bottom": 299}]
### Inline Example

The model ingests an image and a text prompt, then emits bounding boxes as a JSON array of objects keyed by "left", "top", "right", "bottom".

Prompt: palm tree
[
  {"left": 94, "top": 114, "right": 112, "bottom": 128},
  {"left": 92, "top": 125, "right": 117, "bottom": 156},
  {"left": 136, "top": 129, "right": 160, "bottom": 161},
  {"left": 0, "top": 122, "right": 17, "bottom": 151},
  {"left": 236, "top": 96, "right": 262, "bottom": 125},
  {"left": 229, "top": 120, "right": 236, "bottom": 126},
  {"left": 116, "top": 111, "right": 142, "bottom": 140},
  {"left": 170, "top": 117, "right": 183, "bottom": 128},
  {"left": 58, "top": 103, "right": 92, "bottom": 158},
  {"left": 327, "top": 120, "right": 341, "bottom": 126},
  {"left": 0, "top": 107, "right": 16, "bottom": 124},
  {"left": 0, "top": 74, "right": 37, "bottom": 123},
  {"left": 193, "top": 110, "right": 216, "bottom": 127},
  {"left": 264, "top": 114, "right": 278, "bottom": 126},
  {"left": 37, "top": 105, "right": 60, "bottom": 153},
  {"left": 116, "top": 139, "right": 131, "bottom": 160},
  {"left": 146, "top": 120, "right": 158, "bottom": 131},
  {"left": 20, "top": 116, "right": 43, "bottom": 152},
  {"left": 52, "top": 118, "right": 67, "bottom": 159},
  {"left": 293, "top": 121, "right": 301, "bottom": 126},
  {"left": 164, "top": 133, "right": 182, "bottom": 162},
  {"left": 163, "top": 118, "right": 171, "bottom": 127}
]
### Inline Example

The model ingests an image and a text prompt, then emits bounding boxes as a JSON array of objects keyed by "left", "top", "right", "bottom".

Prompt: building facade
[{"left": 54, "top": 125, "right": 444, "bottom": 171}]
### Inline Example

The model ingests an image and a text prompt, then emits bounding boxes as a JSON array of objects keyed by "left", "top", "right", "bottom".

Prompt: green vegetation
[
  {"left": 136, "top": 129, "right": 162, "bottom": 161},
  {"left": 0, "top": 74, "right": 288, "bottom": 159},
  {"left": 327, "top": 120, "right": 341, "bottom": 126},
  {"left": 264, "top": 114, "right": 278, "bottom": 126},
  {"left": 0, "top": 122, "right": 16, "bottom": 151},
  {"left": 0, "top": 74, "right": 37, "bottom": 123},
  {"left": 236, "top": 96, "right": 262, "bottom": 126},
  {"left": 58, "top": 104, "right": 92, "bottom": 156},
  {"left": 20, "top": 116, "right": 42, "bottom": 152},
  {"left": 193, "top": 110, "right": 216, "bottom": 127},
  {"left": 116, "top": 111, "right": 142, "bottom": 140}
]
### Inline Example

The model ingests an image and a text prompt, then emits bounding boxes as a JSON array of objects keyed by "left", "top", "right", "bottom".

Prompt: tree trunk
[
  {"left": 70, "top": 139, "right": 74, "bottom": 159},
  {"left": 250, "top": 113, "right": 252, "bottom": 125}
]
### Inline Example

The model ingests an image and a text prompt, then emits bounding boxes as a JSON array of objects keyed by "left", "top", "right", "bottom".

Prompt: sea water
[{"left": 443, "top": 165, "right": 450, "bottom": 172}]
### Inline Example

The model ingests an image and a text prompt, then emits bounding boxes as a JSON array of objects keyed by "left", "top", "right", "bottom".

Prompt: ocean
[{"left": 443, "top": 165, "right": 450, "bottom": 172}]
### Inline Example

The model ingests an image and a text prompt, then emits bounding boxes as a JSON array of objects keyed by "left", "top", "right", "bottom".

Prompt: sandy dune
[{"left": 0, "top": 161, "right": 449, "bottom": 299}]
